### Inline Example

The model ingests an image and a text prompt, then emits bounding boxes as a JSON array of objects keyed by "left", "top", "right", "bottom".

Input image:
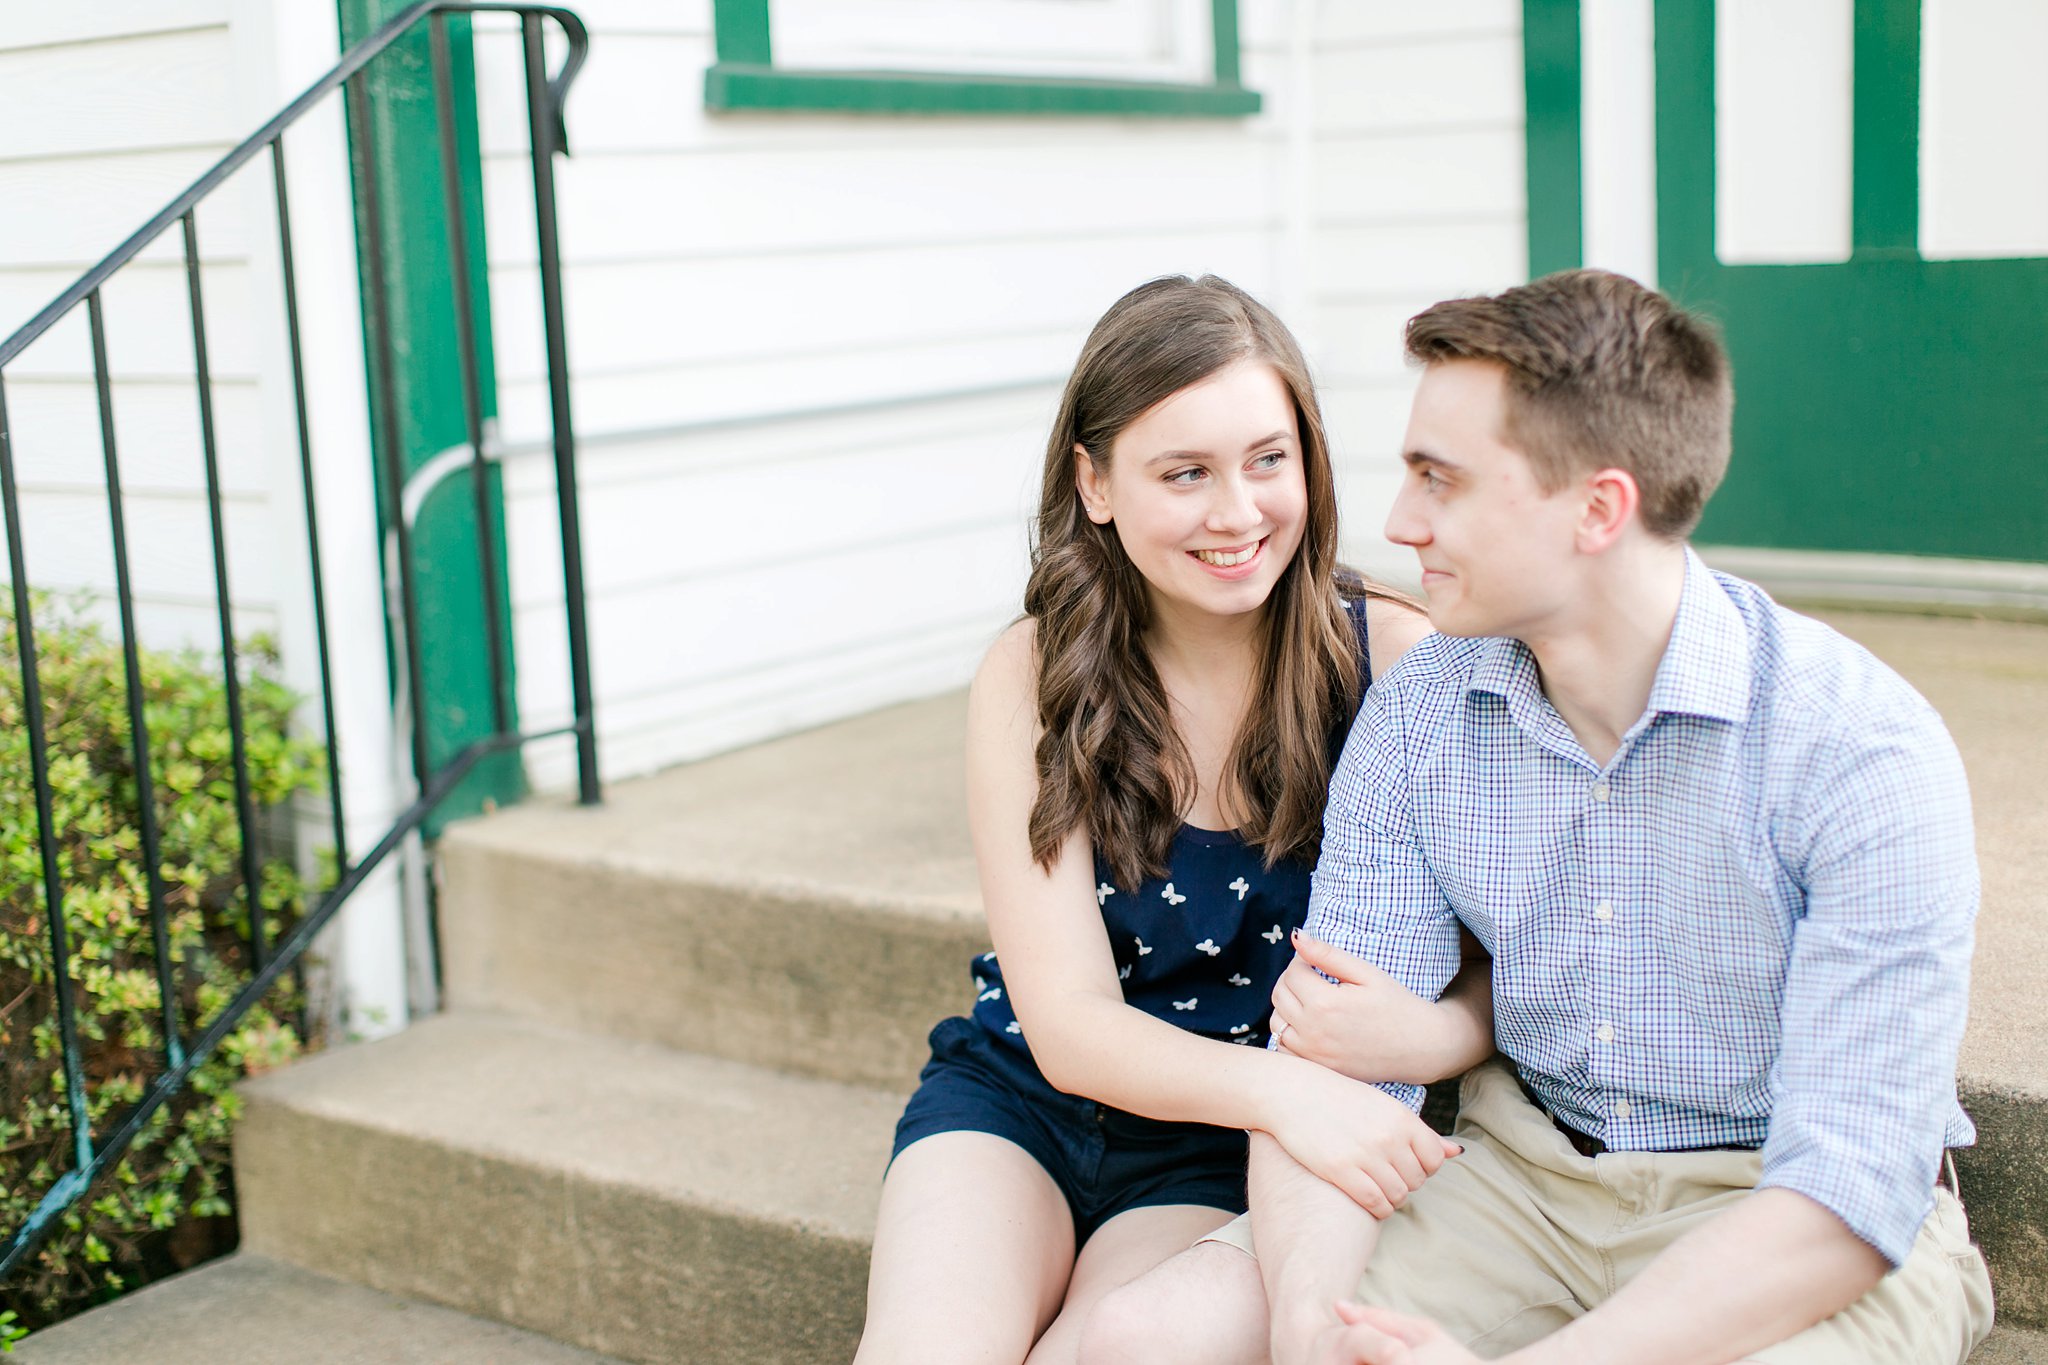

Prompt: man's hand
[
  {"left": 1272, "top": 931, "right": 1478, "bottom": 1084},
  {"left": 1265, "top": 1066, "right": 1460, "bottom": 1218},
  {"left": 1313, "top": 1302, "right": 1482, "bottom": 1365}
]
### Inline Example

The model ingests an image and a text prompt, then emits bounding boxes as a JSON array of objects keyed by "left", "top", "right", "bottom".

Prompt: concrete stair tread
[
  {"left": 443, "top": 691, "right": 981, "bottom": 924},
  {"left": 13, "top": 1253, "right": 627, "bottom": 1364},
  {"left": 444, "top": 613, "right": 2048, "bottom": 1097},
  {"left": 241, "top": 1010, "right": 900, "bottom": 1241},
  {"left": 1805, "top": 611, "right": 2048, "bottom": 1098},
  {"left": 1975, "top": 1325, "right": 2048, "bottom": 1364},
  {"left": 20, "top": 1253, "right": 2040, "bottom": 1365}
]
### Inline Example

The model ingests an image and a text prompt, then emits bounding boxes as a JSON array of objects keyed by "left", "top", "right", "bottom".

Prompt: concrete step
[
  {"left": 1812, "top": 611, "right": 2048, "bottom": 1331},
  {"left": 437, "top": 611, "right": 2048, "bottom": 1330},
  {"left": 438, "top": 692, "right": 985, "bottom": 1092},
  {"left": 232, "top": 1010, "right": 896, "bottom": 1365},
  {"left": 1976, "top": 1326, "right": 2048, "bottom": 1365},
  {"left": 12, "top": 1252, "right": 628, "bottom": 1364}
]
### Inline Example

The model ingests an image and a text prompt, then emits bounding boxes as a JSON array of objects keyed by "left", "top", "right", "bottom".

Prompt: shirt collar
[
  {"left": 1644, "top": 548, "right": 1751, "bottom": 723},
  {"left": 1466, "top": 548, "right": 1751, "bottom": 724}
]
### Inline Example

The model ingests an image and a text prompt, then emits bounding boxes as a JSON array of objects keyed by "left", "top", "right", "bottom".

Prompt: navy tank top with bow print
[{"left": 969, "top": 595, "right": 1373, "bottom": 1058}]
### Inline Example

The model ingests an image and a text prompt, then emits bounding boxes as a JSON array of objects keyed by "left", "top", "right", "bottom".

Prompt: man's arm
[
  {"left": 1498, "top": 1188, "right": 1883, "bottom": 1365},
  {"left": 1248, "top": 1132, "right": 1386, "bottom": 1365},
  {"left": 1510, "top": 700, "right": 1975, "bottom": 1363},
  {"left": 1327, "top": 692, "right": 1980, "bottom": 1365},
  {"left": 1255, "top": 671, "right": 1466, "bottom": 1357}
]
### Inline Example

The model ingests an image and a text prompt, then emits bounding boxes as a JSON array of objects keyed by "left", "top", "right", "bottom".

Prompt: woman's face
[{"left": 1075, "top": 358, "right": 1310, "bottom": 625}]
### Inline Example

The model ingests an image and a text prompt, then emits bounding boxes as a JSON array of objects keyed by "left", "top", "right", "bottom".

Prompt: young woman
[{"left": 853, "top": 277, "right": 1494, "bottom": 1365}]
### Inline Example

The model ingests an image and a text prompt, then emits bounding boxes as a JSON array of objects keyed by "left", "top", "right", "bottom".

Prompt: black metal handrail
[{"left": 0, "top": 1, "right": 596, "bottom": 1279}]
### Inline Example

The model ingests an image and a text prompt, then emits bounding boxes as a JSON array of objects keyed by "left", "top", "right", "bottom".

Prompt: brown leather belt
[{"left": 1516, "top": 1073, "right": 1758, "bottom": 1158}]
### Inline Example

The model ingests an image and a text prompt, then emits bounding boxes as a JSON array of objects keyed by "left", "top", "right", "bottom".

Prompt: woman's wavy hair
[{"left": 1025, "top": 275, "right": 1397, "bottom": 891}]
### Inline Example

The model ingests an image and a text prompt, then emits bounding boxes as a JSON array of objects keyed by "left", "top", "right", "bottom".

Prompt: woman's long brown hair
[{"left": 1024, "top": 276, "right": 1406, "bottom": 892}]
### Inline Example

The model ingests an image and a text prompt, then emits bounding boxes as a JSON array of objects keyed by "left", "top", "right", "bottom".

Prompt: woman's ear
[{"left": 1074, "top": 443, "right": 1114, "bottom": 524}]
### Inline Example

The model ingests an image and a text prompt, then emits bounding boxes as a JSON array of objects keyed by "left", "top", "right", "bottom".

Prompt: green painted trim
[
  {"left": 1210, "top": 0, "right": 1242, "bottom": 87},
  {"left": 1851, "top": 0, "right": 1922, "bottom": 257},
  {"left": 1648, "top": 0, "right": 2048, "bottom": 565},
  {"left": 1522, "top": 0, "right": 1585, "bottom": 276},
  {"left": 712, "top": 0, "right": 772, "bottom": 65},
  {"left": 1650, "top": 0, "right": 1717, "bottom": 290},
  {"left": 706, "top": 1, "right": 1258, "bottom": 117},
  {"left": 339, "top": 0, "right": 523, "bottom": 825},
  {"left": 706, "top": 64, "right": 1258, "bottom": 116}
]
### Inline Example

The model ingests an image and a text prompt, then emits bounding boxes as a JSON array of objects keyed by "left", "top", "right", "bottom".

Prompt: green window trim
[
  {"left": 706, "top": 0, "right": 1260, "bottom": 116},
  {"left": 1520, "top": 0, "right": 2048, "bottom": 567}
]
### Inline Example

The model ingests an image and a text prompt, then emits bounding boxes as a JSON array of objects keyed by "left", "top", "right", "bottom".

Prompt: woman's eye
[
  {"left": 1166, "top": 467, "right": 1206, "bottom": 485},
  {"left": 1250, "top": 452, "right": 1285, "bottom": 470}
]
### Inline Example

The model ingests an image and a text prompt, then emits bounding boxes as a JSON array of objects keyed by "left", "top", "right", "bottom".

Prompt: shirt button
[
  {"left": 1613, "top": 1098, "right": 1632, "bottom": 1119},
  {"left": 1593, "top": 901, "right": 1614, "bottom": 922},
  {"left": 1591, "top": 782, "right": 1611, "bottom": 803},
  {"left": 1594, "top": 1022, "right": 1616, "bottom": 1044}
]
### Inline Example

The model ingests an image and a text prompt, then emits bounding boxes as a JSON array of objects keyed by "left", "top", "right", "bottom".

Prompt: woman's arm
[
  {"left": 968, "top": 622, "right": 1451, "bottom": 1201},
  {"left": 1269, "top": 931, "right": 1494, "bottom": 1086}
]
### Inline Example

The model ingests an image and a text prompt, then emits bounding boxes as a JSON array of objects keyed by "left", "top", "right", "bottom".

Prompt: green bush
[{"left": 0, "top": 595, "right": 325, "bottom": 1332}]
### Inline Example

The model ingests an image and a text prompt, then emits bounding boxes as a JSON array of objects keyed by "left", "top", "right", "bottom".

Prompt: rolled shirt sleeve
[
  {"left": 1297, "top": 673, "right": 1465, "bottom": 1110},
  {"left": 1759, "top": 699, "right": 1979, "bottom": 1266}
]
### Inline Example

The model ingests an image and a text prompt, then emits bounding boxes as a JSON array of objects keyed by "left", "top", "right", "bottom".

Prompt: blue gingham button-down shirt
[{"left": 1306, "top": 551, "right": 1977, "bottom": 1266}]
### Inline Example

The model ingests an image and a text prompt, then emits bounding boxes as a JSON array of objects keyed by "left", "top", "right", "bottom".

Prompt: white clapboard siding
[
  {"left": 1312, "top": 32, "right": 1525, "bottom": 135},
  {"left": 0, "top": 12, "right": 310, "bottom": 678},
  {"left": 1, "top": 376, "right": 269, "bottom": 496},
  {"left": 499, "top": 387, "right": 1045, "bottom": 783},
  {"left": 0, "top": 260, "right": 262, "bottom": 380},
  {"left": 492, "top": 333, "right": 1074, "bottom": 442},
  {"left": 11, "top": 485, "right": 281, "bottom": 610},
  {"left": 0, "top": 28, "right": 239, "bottom": 162},
  {"left": 486, "top": 227, "right": 1277, "bottom": 392},
  {"left": 1316, "top": 129, "right": 1525, "bottom": 225},
  {"left": 0, "top": 149, "right": 250, "bottom": 269},
  {"left": 1316, "top": 0, "right": 1522, "bottom": 48},
  {"left": 480, "top": 134, "right": 1276, "bottom": 267},
  {"left": 470, "top": 0, "right": 1527, "bottom": 784},
  {"left": 0, "top": 2, "right": 230, "bottom": 53},
  {"left": 1303, "top": 5, "right": 1526, "bottom": 583}
]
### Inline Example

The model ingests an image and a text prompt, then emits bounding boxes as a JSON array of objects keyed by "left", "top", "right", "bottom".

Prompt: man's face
[{"left": 1385, "top": 359, "right": 1585, "bottom": 639}]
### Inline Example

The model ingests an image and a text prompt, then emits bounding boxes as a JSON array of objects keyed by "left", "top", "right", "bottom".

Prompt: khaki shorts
[{"left": 1204, "top": 1059, "right": 1995, "bottom": 1364}]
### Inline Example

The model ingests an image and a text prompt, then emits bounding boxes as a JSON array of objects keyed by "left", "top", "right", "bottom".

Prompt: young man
[{"left": 1076, "top": 270, "right": 1996, "bottom": 1365}]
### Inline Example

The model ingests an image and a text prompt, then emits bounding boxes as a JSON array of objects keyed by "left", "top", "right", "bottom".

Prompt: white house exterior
[{"left": 4, "top": 0, "right": 2040, "bottom": 1039}]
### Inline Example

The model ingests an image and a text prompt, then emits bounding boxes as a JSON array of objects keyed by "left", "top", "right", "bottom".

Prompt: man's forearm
[
  {"left": 1505, "top": 1188, "right": 1887, "bottom": 1365},
  {"left": 1248, "top": 1131, "right": 1382, "bottom": 1365}
]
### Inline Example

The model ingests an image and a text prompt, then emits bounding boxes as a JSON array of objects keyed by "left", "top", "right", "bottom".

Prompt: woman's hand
[
  {"left": 1264, "top": 1064, "right": 1460, "bottom": 1219},
  {"left": 1270, "top": 930, "right": 1493, "bottom": 1085}
]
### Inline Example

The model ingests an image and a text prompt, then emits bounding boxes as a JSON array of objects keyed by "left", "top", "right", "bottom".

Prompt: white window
[
  {"left": 1714, "top": 0, "right": 1855, "bottom": 265},
  {"left": 770, "top": 0, "right": 1217, "bottom": 86},
  {"left": 1920, "top": 0, "right": 2048, "bottom": 259}
]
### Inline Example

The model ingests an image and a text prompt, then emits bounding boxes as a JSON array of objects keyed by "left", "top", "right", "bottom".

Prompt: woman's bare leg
[
  {"left": 854, "top": 1131, "right": 1077, "bottom": 1365},
  {"left": 1073, "top": 1239, "right": 1271, "bottom": 1365},
  {"left": 1025, "top": 1204, "right": 1239, "bottom": 1365}
]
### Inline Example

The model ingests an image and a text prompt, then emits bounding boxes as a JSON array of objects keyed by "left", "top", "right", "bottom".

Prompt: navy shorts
[{"left": 890, "top": 1015, "right": 1249, "bottom": 1244}]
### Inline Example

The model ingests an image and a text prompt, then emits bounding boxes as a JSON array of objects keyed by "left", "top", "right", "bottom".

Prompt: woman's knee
[
  {"left": 1074, "top": 1248, "right": 1267, "bottom": 1365},
  {"left": 1074, "top": 1280, "right": 1165, "bottom": 1365}
]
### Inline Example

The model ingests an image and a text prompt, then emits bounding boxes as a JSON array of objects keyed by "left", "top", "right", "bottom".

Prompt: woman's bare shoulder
[
  {"left": 1362, "top": 593, "right": 1433, "bottom": 677},
  {"left": 968, "top": 617, "right": 1039, "bottom": 728}
]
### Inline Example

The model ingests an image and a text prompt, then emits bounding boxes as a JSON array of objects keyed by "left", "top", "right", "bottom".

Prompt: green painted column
[
  {"left": 339, "top": 0, "right": 524, "bottom": 826},
  {"left": 1523, "top": 0, "right": 1585, "bottom": 279}
]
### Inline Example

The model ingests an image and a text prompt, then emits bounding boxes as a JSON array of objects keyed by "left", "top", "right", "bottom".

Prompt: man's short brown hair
[{"left": 1404, "top": 269, "right": 1734, "bottom": 539}]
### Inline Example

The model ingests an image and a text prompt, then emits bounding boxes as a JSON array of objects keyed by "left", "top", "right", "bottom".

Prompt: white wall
[
  {"left": 473, "top": 0, "right": 1528, "bottom": 787},
  {"left": 0, "top": 0, "right": 412, "bottom": 1038},
  {"left": 1298, "top": 1, "right": 1528, "bottom": 582}
]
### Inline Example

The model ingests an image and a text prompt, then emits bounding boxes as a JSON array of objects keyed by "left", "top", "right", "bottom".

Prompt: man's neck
[{"left": 1521, "top": 539, "right": 1689, "bottom": 768}]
